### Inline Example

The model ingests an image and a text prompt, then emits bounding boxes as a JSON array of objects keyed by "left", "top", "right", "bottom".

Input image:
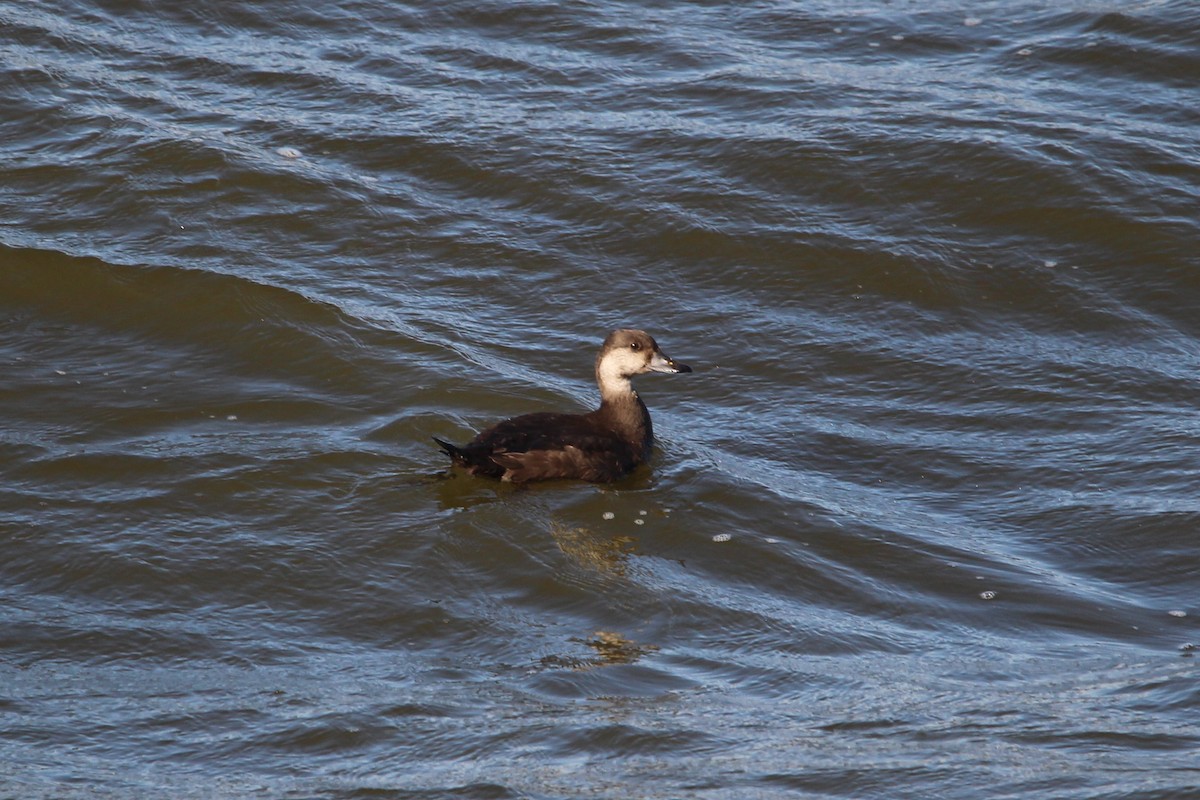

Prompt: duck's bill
[{"left": 649, "top": 351, "right": 692, "bottom": 373}]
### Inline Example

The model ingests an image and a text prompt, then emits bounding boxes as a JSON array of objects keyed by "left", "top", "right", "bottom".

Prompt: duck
[{"left": 434, "top": 329, "right": 691, "bottom": 483}]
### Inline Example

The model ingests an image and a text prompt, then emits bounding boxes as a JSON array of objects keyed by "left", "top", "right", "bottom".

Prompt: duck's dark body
[
  {"left": 434, "top": 396, "right": 650, "bottom": 483},
  {"left": 434, "top": 330, "right": 689, "bottom": 483}
]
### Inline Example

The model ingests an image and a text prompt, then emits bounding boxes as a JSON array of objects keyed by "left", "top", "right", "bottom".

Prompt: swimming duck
[{"left": 434, "top": 329, "right": 691, "bottom": 483}]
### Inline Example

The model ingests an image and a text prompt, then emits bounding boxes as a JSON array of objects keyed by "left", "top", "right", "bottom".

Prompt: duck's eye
[{"left": 629, "top": 341, "right": 641, "bottom": 351}]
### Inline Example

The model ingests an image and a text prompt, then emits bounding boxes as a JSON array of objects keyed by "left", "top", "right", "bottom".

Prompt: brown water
[{"left": 3, "top": 1, "right": 1200, "bottom": 798}]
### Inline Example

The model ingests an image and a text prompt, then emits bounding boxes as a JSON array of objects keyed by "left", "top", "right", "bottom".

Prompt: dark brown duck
[{"left": 434, "top": 329, "right": 691, "bottom": 483}]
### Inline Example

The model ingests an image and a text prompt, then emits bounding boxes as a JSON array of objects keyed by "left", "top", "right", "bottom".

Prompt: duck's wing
[
  {"left": 471, "top": 413, "right": 603, "bottom": 452},
  {"left": 490, "top": 445, "right": 629, "bottom": 483},
  {"left": 471, "top": 413, "right": 640, "bottom": 482}
]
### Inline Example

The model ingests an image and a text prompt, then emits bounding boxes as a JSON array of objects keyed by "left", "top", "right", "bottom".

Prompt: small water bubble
[
  {"left": 980, "top": 590, "right": 997, "bottom": 600},
  {"left": 1169, "top": 610, "right": 1187, "bottom": 618},
  {"left": 1017, "top": 48, "right": 1033, "bottom": 56},
  {"left": 638, "top": 510, "right": 648, "bottom": 516},
  {"left": 277, "top": 146, "right": 302, "bottom": 159},
  {"left": 602, "top": 511, "right": 615, "bottom": 520},
  {"left": 891, "top": 34, "right": 905, "bottom": 41},
  {"left": 964, "top": 17, "right": 982, "bottom": 27},
  {"left": 712, "top": 533, "right": 732, "bottom": 543},
  {"left": 634, "top": 519, "right": 645, "bottom": 526},
  {"left": 226, "top": 414, "right": 238, "bottom": 421},
  {"left": 54, "top": 369, "right": 66, "bottom": 376},
  {"left": 1043, "top": 259, "right": 1058, "bottom": 267}
]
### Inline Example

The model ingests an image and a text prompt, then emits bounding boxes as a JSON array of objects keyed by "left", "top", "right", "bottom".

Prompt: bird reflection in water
[
  {"left": 541, "top": 631, "right": 659, "bottom": 670},
  {"left": 542, "top": 522, "right": 658, "bottom": 669},
  {"left": 550, "top": 520, "right": 638, "bottom": 577}
]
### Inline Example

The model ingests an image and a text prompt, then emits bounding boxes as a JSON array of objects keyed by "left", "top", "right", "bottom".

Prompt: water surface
[{"left": 2, "top": 1, "right": 1199, "bottom": 797}]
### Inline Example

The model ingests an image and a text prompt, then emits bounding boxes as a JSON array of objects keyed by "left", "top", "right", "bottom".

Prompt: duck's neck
[{"left": 595, "top": 370, "right": 653, "bottom": 454}]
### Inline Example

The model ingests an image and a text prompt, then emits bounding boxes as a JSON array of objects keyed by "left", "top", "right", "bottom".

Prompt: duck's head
[{"left": 596, "top": 329, "right": 691, "bottom": 392}]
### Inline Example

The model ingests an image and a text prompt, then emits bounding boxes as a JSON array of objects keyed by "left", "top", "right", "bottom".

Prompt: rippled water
[{"left": 3, "top": 1, "right": 1200, "bottom": 797}]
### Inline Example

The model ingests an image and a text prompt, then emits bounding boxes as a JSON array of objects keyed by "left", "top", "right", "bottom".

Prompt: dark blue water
[{"left": 3, "top": 1, "right": 1199, "bottom": 797}]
